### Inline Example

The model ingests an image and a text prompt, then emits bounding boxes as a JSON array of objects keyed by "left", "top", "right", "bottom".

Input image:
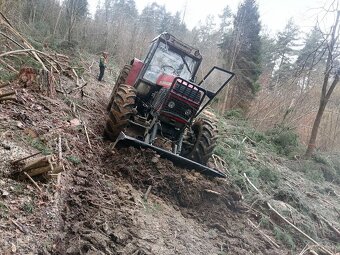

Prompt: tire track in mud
[{"left": 54, "top": 77, "right": 286, "bottom": 255}]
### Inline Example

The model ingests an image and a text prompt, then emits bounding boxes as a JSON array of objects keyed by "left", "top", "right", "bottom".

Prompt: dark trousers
[{"left": 98, "top": 66, "right": 105, "bottom": 81}]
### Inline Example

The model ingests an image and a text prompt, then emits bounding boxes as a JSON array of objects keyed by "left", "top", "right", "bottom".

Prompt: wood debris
[
  {"left": 12, "top": 155, "right": 64, "bottom": 181},
  {"left": 0, "top": 12, "right": 84, "bottom": 99}
]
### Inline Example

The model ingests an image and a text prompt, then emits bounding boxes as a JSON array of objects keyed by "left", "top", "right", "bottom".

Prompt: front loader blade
[{"left": 114, "top": 132, "right": 226, "bottom": 178}]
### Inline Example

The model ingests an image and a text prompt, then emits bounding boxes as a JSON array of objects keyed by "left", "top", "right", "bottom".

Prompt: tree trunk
[
  {"left": 304, "top": 10, "right": 340, "bottom": 158},
  {"left": 305, "top": 73, "right": 339, "bottom": 158},
  {"left": 305, "top": 100, "right": 327, "bottom": 158}
]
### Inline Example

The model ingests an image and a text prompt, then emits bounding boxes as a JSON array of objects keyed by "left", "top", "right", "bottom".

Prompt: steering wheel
[{"left": 161, "top": 65, "right": 178, "bottom": 75}]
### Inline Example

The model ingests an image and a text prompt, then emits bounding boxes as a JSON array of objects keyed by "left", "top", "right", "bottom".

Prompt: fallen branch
[
  {"left": 0, "top": 95, "right": 16, "bottom": 102},
  {"left": 58, "top": 135, "right": 62, "bottom": 163},
  {"left": 320, "top": 215, "right": 340, "bottom": 237},
  {"left": 0, "top": 13, "right": 48, "bottom": 71},
  {"left": 0, "top": 83, "right": 10, "bottom": 89},
  {"left": 0, "top": 31, "right": 25, "bottom": 49},
  {"left": 204, "top": 189, "right": 221, "bottom": 196},
  {"left": 71, "top": 68, "right": 79, "bottom": 86},
  {"left": 0, "top": 91, "right": 15, "bottom": 98},
  {"left": 23, "top": 172, "right": 42, "bottom": 192},
  {"left": 244, "top": 173, "right": 263, "bottom": 196},
  {"left": 67, "top": 82, "right": 88, "bottom": 94},
  {"left": 143, "top": 185, "right": 152, "bottom": 201},
  {"left": 25, "top": 165, "right": 51, "bottom": 177},
  {"left": 83, "top": 121, "right": 92, "bottom": 149},
  {"left": 247, "top": 218, "right": 280, "bottom": 248},
  {"left": 11, "top": 152, "right": 41, "bottom": 164},
  {"left": 0, "top": 58, "right": 18, "bottom": 73},
  {"left": 244, "top": 172, "right": 334, "bottom": 255},
  {"left": 267, "top": 202, "right": 333, "bottom": 255},
  {"left": 10, "top": 219, "right": 27, "bottom": 234}
]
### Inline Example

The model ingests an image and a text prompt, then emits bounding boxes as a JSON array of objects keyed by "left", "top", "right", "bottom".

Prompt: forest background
[{"left": 0, "top": 0, "right": 339, "bottom": 156}]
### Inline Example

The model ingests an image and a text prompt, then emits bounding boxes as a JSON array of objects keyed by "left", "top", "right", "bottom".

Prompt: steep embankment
[{"left": 1, "top": 54, "right": 339, "bottom": 255}]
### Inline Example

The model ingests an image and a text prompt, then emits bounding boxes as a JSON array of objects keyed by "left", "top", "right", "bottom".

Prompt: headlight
[
  {"left": 185, "top": 109, "right": 192, "bottom": 116},
  {"left": 168, "top": 101, "right": 175, "bottom": 108}
]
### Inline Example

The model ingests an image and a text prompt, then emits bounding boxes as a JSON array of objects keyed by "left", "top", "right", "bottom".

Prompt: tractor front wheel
[
  {"left": 104, "top": 84, "right": 136, "bottom": 141},
  {"left": 180, "top": 117, "right": 218, "bottom": 165}
]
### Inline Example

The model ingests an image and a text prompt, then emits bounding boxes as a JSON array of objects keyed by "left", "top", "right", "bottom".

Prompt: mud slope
[
  {"left": 52, "top": 69, "right": 285, "bottom": 255},
  {"left": 2, "top": 62, "right": 337, "bottom": 255}
]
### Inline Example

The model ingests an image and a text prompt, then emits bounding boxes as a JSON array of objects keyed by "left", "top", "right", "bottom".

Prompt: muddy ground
[{"left": 1, "top": 60, "right": 339, "bottom": 255}]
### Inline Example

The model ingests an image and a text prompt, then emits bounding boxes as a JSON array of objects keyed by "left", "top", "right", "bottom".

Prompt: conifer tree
[{"left": 220, "top": 0, "right": 261, "bottom": 112}]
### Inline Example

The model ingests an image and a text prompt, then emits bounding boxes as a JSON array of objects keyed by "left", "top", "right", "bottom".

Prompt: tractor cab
[
  {"left": 142, "top": 34, "right": 201, "bottom": 86},
  {"left": 125, "top": 33, "right": 202, "bottom": 98}
]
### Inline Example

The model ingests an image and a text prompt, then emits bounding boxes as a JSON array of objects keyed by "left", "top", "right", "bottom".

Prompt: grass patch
[
  {"left": 224, "top": 109, "right": 245, "bottom": 120},
  {"left": 12, "top": 183, "right": 25, "bottom": 195},
  {"left": 259, "top": 166, "right": 280, "bottom": 185},
  {"left": 143, "top": 201, "right": 163, "bottom": 214},
  {"left": 66, "top": 155, "right": 81, "bottom": 165},
  {"left": 273, "top": 226, "right": 295, "bottom": 250},
  {"left": 0, "top": 202, "right": 9, "bottom": 219},
  {"left": 29, "top": 138, "right": 52, "bottom": 155},
  {"left": 21, "top": 201, "right": 35, "bottom": 214},
  {"left": 266, "top": 125, "right": 300, "bottom": 157}
]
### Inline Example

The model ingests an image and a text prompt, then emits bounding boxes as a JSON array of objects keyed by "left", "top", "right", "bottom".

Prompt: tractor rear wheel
[
  {"left": 107, "top": 65, "right": 131, "bottom": 111},
  {"left": 180, "top": 117, "right": 218, "bottom": 165},
  {"left": 104, "top": 84, "right": 136, "bottom": 141}
]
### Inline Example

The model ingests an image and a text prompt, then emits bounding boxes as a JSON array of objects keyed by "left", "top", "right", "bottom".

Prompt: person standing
[{"left": 98, "top": 52, "right": 108, "bottom": 81}]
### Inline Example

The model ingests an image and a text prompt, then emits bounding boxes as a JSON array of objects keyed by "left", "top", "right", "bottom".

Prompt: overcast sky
[{"left": 87, "top": 0, "right": 334, "bottom": 34}]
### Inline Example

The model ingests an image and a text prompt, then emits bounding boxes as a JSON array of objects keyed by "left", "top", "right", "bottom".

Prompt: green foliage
[
  {"left": 29, "top": 138, "right": 52, "bottom": 155},
  {"left": 12, "top": 183, "right": 25, "bottom": 195},
  {"left": 0, "top": 202, "right": 9, "bottom": 218},
  {"left": 66, "top": 155, "right": 81, "bottom": 165},
  {"left": 295, "top": 161, "right": 325, "bottom": 183},
  {"left": 266, "top": 126, "right": 299, "bottom": 156},
  {"left": 224, "top": 109, "right": 245, "bottom": 120},
  {"left": 259, "top": 166, "right": 280, "bottom": 185},
  {"left": 259, "top": 216, "right": 271, "bottom": 229},
  {"left": 312, "top": 154, "right": 331, "bottom": 166},
  {"left": 273, "top": 226, "right": 295, "bottom": 250},
  {"left": 21, "top": 201, "right": 35, "bottom": 214},
  {"left": 0, "top": 71, "right": 17, "bottom": 83},
  {"left": 220, "top": 0, "right": 262, "bottom": 110},
  {"left": 143, "top": 201, "right": 163, "bottom": 214}
]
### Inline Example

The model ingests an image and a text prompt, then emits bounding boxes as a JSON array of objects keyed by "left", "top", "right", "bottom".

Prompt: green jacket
[{"left": 99, "top": 57, "right": 106, "bottom": 68}]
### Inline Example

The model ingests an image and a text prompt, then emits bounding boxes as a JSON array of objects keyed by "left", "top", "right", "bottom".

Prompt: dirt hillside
[{"left": 0, "top": 56, "right": 339, "bottom": 255}]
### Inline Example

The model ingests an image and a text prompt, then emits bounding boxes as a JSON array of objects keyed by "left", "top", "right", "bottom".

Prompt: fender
[{"left": 125, "top": 58, "right": 144, "bottom": 86}]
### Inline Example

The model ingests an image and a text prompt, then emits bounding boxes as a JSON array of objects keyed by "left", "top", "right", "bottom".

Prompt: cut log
[
  {"left": 0, "top": 91, "right": 15, "bottom": 98},
  {"left": 0, "top": 95, "right": 16, "bottom": 102},
  {"left": 0, "top": 83, "right": 10, "bottom": 89},
  {"left": 51, "top": 164, "right": 64, "bottom": 174},
  {"left": 23, "top": 156, "right": 51, "bottom": 172},
  {"left": 26, "top": 165, "right": 51, "bottom": 177}
]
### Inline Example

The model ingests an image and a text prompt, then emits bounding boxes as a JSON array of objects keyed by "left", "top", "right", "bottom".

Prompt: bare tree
[
  {"left": 305, "top": 9, "right": 340, "bottom": 158},
  {"left": 65, "top": 0, "right": 88, "bottom": 42}
]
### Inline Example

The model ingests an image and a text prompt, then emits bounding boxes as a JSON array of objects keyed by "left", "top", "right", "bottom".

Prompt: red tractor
[{"left": 105, "top": 32, "right": 234, "bottom": 177}]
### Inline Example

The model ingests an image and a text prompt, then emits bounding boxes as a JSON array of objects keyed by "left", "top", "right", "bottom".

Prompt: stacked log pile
[{"left": 12, "top": 154, "right": 64, "bottom": 181}]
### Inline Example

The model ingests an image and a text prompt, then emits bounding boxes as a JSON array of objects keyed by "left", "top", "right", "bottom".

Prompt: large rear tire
[
  {"left": 107, "top": 65, "right": 131, "bottom": 111},
  {"left": 180, "top": 117, "right": 218, "bottom": 165},
  {"left": 104, "top": 84, "right": 136, "bottom": 141}
]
